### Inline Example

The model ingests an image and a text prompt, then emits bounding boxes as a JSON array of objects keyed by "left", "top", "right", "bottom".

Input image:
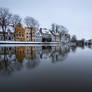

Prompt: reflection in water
[
  {"left": 0, "top": 45, "right": 86, "bottom": 75},
  {"left": 0, "top": 44, "right": 92, "bottom": 92}
]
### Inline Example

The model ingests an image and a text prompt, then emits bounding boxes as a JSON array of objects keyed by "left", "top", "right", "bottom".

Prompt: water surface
[{"left": 0, "top": 45, "right": 92, "bottom": 92}]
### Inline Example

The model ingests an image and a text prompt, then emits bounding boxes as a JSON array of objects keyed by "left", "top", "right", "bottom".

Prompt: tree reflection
[{"left": 0, "top": 47, "right": 17, "bottom": 75}]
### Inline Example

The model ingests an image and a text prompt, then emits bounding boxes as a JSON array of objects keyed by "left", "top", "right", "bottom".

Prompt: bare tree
[
  {"left": 10, "top": 14, "right": 21, "bottom": 30},
  {"left": 0, "top": 7, "right": 12, "bottom": 40},
  {"left": 24, "top": 16, "right": 39, "bottom": 41},
  {"left": 50, "top": 23, "right": 69, "bottom": 42},
  {"left": 24, "top": 16, "right": 39, "bottom": 30}
]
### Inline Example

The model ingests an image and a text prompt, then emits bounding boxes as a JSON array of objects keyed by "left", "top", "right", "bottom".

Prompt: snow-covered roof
[
  {"left": 42, "top": 28, "right": 51, "bottom": 35},
  {"left": 36, "top": 31, "right": 42, "bottom": 36}
]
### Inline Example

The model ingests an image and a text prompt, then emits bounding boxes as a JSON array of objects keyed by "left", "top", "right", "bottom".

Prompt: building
[
  {"left": 36, "top": 28, "right": 42, "bottom": 42},
  {"left": 25, "top": 27, "right": 36, "bottom": 42},
  {"left": 54, "top": 33, "right": 60, "bottom": 42},
  {"left": 61, "top": 32, "right": 70, "bottom": 43},
  {"left": 0, "top": 29, "right": 14, "bottom": 41},
  {"left": 51, "top": 31, "right": 70, "bottom": 43},
  {"left": 14, "top": 24, "right": 25, "bottom": 41},
  {"left": 41, "top": 28, "right": 52, "bottom": 42}
]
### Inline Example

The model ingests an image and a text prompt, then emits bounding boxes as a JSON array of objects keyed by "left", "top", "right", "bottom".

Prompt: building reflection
[
  {"left": 25, "top": 46, "right": 36, "bottom": 60},
  {"left": 0, "top": 44, "right": 83, "bottom": 75},
  {"left": 16, "top": 46, "right": 25, "bottom": 63},
  {"left": 50, "top": 45, "right": 70, "bottom": 63},
  {"left": 24, "top": 46, "right": 41, "bottom": 69}
]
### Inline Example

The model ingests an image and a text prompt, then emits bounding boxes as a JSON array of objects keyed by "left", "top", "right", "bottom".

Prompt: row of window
[
  {"left": 26, "top": 32, "right": 35, "bottom": 34},
  {"left": 16, "top": 32, "right": 35, "bottom": 37},
  {"left": 0, "top": 36, "right": 14, "bottom": 40},
  {"left": 16, "top": 32, "right": 24, "bottom": 37}
]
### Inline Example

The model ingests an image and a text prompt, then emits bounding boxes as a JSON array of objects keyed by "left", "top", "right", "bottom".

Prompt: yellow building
[
  {"left": 25, "top": 27, "right": 36, "bottom": 42},
  {"left": 14, "top": 24, "right": 25, "bottom": 41}
]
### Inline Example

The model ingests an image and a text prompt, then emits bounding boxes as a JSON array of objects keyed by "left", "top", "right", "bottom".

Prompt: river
[{"left": 0, "top": 45, "right": 92, "bottom": 92}]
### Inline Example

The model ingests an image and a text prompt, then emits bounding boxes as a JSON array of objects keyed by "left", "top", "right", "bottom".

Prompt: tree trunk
[{"left": 2, "top": 27, "right": 6, "bottom": 41}]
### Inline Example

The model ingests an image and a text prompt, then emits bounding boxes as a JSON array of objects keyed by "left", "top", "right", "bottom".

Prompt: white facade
[{"left": 36, "top": 31, "right": 42, "bottom": 42}]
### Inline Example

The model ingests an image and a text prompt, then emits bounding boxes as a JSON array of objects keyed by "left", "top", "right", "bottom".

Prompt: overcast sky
[{"left": 0, "top": 0, "right": 92, "bottom": 39}]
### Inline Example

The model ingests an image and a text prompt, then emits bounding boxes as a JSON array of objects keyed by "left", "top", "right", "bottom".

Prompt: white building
[
  {"left": 36, "top": 30, "right": 42, "bottom": 42},
  {"left": 41, "top": 28, "right": 52, "bottom": 42}
]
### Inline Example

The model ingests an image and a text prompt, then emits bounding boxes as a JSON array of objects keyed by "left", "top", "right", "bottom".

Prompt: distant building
[
  {"left": 54, "top": 33, "right": 60, "bottom": 42},
  {"left": 51, "top": 31, "right": 70, "bottom": 43},
  {"left": 61, "top": 33, "right": 70, "bottom": 43},
  {"left": 50, "top": 32, "right": 60, "bottom": 42},
  {"left": 0, "top": 29, "right": 14, "bottom": 41},
  {"left": 25, "top": 27, "right": 36, "bottom": 42},
  {"left": 14, "top": 24, "right": 25, "bottom": 41}
]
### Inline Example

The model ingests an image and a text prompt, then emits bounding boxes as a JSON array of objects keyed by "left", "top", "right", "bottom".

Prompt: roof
[
  {"left": 36, "top": 31, "right": 42, "bottom": 36},
  {"left": 42, "top": 28, "right": 51, "bottom": 35}
]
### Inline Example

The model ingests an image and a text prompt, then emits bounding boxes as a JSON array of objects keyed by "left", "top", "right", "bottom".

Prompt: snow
[
  {"left": 42, "top": 28, "right": 51, "bottom": 34},
  {"left": 0, "top": 41, "right": 65, "bottom": 47},
  {"left": 0, "top": 41, "right": 61, "bottom": 44}
]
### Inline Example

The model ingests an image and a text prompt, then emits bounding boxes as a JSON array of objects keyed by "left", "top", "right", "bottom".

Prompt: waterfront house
[
  {"left": 36, "top": 28, "right": 42, "bottom": 42},
  {"left": 41, "top": 28, "right": 52, "bottom": 42},
  {"left": 51, "top": 31, "right": 70, "bottom": 43},
  {"left": 0, "top": 29, "right": 14, "bottom": 41},
  {"left": 14, "top": 24, "right": 25, "bottom": 41},
  {"left": 54, "top": 33, "right": 60, "bottom": 42},
  {"left": 25, "top": 27, "right": 36, "bottom": 42},
  {"left": 61, "top": 33, "right": 70, "bottom": 43},
  {"left": 50, "top": 31, "right": 60, "bottom": 42}
]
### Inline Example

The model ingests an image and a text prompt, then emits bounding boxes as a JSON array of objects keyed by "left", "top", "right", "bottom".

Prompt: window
[
  {"left": 22, "top": 32, "right": 24, "bottom": 37},
  {"left": 17, "top": 32, "right": 18, "bottom": 36},
  {"left": 19, "top": 32, "right": 21, "bottom": 36}
]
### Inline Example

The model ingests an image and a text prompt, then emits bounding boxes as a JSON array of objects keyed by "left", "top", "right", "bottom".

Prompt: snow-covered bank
[
  {"left": 0, "top": 41, "right": 64, "bottom": 47},
  {"left": 0, "top": 41, "right": 71, "bottom": 47},
  {"left": 0, "top": 44, "right": 62, "bottom": 47},
  {"left": 0, "top": 41, "right": 60, "bottom": 44}
]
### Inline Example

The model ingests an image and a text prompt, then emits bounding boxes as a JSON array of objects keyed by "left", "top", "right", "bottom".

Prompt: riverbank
[{"left": 0, "top": 41, "right": 61, "bottom": 44}]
